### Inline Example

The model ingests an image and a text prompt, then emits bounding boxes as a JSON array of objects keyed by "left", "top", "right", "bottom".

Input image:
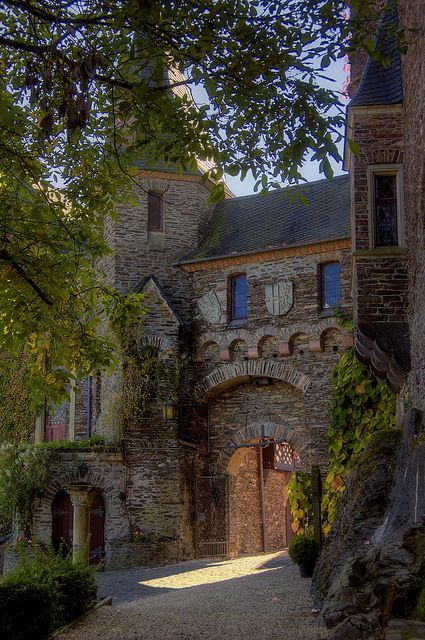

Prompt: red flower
[{"left": 27, "top": 540, "right": 33, "bottom": 545}]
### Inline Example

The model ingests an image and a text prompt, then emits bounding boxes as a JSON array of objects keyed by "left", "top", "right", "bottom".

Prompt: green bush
[
  {"left": 288, "top": 534, "right": 319, "bottom": 566},
  {"left": 0, "top": 574, "right": 55, "bottom": 640},
  {"left": 414, "top": 579, "right": 425, "bottom": 621},
  {"left": 0, "top": 548, "right": 98, "bottom": 639}
]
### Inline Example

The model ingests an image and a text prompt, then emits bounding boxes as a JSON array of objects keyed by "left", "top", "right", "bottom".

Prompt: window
[
  {"left": 229, "top": 274, "right": 247, "bottom": 321},
  {"left": 320, "top": 262, "right": 341, "bottom": 310},
  {"left": 368, "top": 165, "right": 404, "bottom": 249},
  {"left": 148, "top": 191, "right": 163, "bottom": 232},
  {"left": 45, "top": 400, "right": 68, "bottom": 442}
]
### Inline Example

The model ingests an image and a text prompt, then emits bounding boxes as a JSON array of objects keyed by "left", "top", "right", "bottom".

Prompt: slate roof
[
  {"left": 356, "top": 322, "right": 411, "bottom": 393},
  {"left": 350, "top": 6, "right": 403, "bottom": 107},
  {"left": 179, "top": 174, "right": 350, "bottom": 264}
]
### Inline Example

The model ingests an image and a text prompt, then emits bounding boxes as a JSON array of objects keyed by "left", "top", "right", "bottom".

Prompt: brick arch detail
[
  {"left": 215, "top": 422, "right": 307, "bottom": 473},
  {"left": 140, "top": 334, "right": 170, "bottom": 351},
  {"left": 198, "top": 318, "right": 341, "bottom": 354},
  {"left": 194, "top": 360, "right": 311, "bottom": 400},
  {"left": 42, "top": 468, "right": 117, "bottom": 505}
]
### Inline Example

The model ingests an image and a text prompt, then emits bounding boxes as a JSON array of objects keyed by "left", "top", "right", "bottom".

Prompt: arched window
[
  {"left": 148, "top": 191, "right": 163, "bottom": 232},
  {"left": 319, "top": 262, "right": 341, "bottom": 310},
  {"left": 229, "top": 273, "right": 247, "bottom": 321}
]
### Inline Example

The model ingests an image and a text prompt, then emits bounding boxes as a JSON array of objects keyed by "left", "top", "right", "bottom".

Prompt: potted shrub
[{"left": 288, "top": 534, "right": 319, "bottom": 577}]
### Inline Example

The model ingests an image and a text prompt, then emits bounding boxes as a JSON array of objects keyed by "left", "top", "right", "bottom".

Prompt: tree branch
[{"left": 0, "top": 248, "right": 53, "bottom": 306}]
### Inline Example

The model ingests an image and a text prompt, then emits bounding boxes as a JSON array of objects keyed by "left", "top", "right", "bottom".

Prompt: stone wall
[
  {"left": 227, "top": 446, "right": 290, "bottom": 556},
  {"left": 400, "top": 1, "right": 425, "bottom": 413},
  {"left": 348, "top": 109, "right": 408, "bottom": 325},
  {"left": 111, "top": 174, "right": 214, "bottom": 322},
  {"left": 24, "top": 451, "right": 127, "bottom": 569}
]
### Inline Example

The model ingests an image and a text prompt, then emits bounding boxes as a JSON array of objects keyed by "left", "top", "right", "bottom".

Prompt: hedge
[{"left": 0, "top": 548, "right": 97, "bottom": 640}]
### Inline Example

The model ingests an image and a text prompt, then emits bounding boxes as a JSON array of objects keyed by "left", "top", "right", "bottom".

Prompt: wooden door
[
  {"left": 89, "top": 493, "right": 105, "bottom": 565},
  {"left": 52, "top": 490, "right": 73, "bottom": 555}
]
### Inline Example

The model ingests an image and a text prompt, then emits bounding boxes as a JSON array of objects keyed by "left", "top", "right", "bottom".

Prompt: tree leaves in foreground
[{"left": 0, "top": 0, "right": 399, "bottom": 397}]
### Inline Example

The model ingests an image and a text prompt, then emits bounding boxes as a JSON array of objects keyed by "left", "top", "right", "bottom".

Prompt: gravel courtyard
[{"left": 57, "top": 551, "right": 327, "bottom": 640}]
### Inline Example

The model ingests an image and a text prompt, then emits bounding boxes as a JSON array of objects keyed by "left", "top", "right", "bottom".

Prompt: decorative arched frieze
[
  {"left": 196, "top": 316, "right": 351, "bottom": 360},
  {"left": 139, "top": 334, "right": 170, "bottom": 351},
  {"left": 215, "top": 422, "right": 307, "bottom": 472},
  {"left": 194, "top": 360, "right": 311, "bottom": 400}
]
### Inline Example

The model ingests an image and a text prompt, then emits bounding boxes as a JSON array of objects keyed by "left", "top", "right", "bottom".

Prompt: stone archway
[
  {"left": 194, "top": 360, "right": 311, "bottom": 401},
  {"left": 216, "top": 422, "right": 307, "bottom": 474}
]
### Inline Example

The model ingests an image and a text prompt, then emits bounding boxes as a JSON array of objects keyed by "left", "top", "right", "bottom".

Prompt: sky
[{"left": 220, "top": 58, "right": 349, "bottom": 197}]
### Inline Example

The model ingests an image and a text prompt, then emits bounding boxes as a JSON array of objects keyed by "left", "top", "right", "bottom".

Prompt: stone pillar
[{"left": 66, "top": 485, "right": 95, "bottom": 564}]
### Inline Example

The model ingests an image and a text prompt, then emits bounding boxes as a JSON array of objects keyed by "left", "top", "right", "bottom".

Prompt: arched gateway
[{"left": 194, "top": 367, "right": 309, "bottom": 559}]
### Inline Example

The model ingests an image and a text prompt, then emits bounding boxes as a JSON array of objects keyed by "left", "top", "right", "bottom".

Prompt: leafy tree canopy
[{"left": 0, "top": 0, "right": 399, "bottom": 399}]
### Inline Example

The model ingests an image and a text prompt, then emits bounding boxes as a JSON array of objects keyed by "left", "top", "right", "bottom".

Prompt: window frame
[
  {"left": 147, "top": 190, "right": 164, "bottom": 233},
  {"left": 319, "top": 261, "right": 341, "bottom": 313},
  {"left": 229, "top": 273, "right": 248, "bottom": 323},
  {"left": 367, "top": 164, "right": 405, "bottom": 250}
]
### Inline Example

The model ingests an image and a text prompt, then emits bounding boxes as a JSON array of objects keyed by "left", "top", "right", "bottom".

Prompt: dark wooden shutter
[{"left": 148, "top": 191, "right": 163, "bottom": 231}]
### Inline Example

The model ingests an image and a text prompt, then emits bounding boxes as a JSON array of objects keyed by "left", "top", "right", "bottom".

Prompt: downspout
[{"left": 86, "top": 375, "right": 91, "bottom": 437}]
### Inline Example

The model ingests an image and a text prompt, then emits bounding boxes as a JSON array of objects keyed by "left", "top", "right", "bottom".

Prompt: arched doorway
[
  {"left": 52, "top": 489, "right": 105, "bottom": 565},
  {"left": 227, "top": 441, "right": 298, "bottom": 556},
  {"left": 52, "top": 490, "right": 73, "bottom": 554}
]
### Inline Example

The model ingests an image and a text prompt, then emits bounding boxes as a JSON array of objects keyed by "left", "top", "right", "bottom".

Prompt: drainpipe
[
  {"left": 258, "top": 444, "right": 267, "bottom": 553},
  {"left": 86, "top": 376, "right": 91, "bottom": 437}
]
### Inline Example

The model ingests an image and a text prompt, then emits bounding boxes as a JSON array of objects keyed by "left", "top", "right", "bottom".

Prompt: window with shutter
[
  {"left": 148, "top": 191, "right": 163, "bottom": 232},
  {"left": 229, "top": 274, "right": 248, "bottom": 321}
]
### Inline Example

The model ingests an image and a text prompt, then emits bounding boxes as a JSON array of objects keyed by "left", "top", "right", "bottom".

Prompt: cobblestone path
[{"left": 57, "top": 551, "right": 327, "bottom": 640}]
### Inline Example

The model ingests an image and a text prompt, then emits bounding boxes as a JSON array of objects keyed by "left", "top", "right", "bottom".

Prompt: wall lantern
[
  {"left": 78, "top": 462, "right": 90, "bottom": 479},
  {"left": 163, "top": 399, "right": 179, "bottom": 420}
]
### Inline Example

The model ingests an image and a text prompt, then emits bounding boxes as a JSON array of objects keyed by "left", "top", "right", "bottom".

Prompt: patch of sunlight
[{"left": 138, "top": 555, "right": 283, "bottom": 590}]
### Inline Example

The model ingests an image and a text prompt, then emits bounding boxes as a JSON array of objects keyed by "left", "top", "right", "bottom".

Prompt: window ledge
[
  {"left": 318, "top": 309, "right": 336, "bottom": 319},
  {"left": 227, "top": 318, "right": 247, "bottom": 328},
  {"left": 353, "top": 247, "right": 407, "bottom": 257}
]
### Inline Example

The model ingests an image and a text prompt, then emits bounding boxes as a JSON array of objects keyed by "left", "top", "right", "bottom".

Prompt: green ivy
[
  {"left": 0, "top": 444, "right": 52, "bottom": 537},
  {"left": 288, "top": 471, "right": 313, "bottom": 536},
  {"left": 321, "top": 348, "right": 396, "bottom": 535}
]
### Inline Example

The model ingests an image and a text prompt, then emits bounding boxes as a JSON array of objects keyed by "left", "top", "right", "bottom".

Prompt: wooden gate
[
  {"left": 195, "top": 475, "right": 229, "bottom": 557},
  {"left": 52, "top": 490, "right": 105, "bottom": 565}
]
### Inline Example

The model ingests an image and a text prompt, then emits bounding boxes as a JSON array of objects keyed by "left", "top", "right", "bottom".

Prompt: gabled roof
[
  {"left": 179, "top": 174, "right": 350, "bottom": 264},
  {"left": 132, "top": 274, "right": 184, "bottom": 326},
  {"left": 350, "top": 6, "right": 403, "bottom": 108}
]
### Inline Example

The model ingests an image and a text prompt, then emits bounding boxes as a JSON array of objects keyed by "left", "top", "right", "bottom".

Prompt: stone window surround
[
  {"left": 35, "top": 379, "right": 76, "bottom": 444},
  {"left": 318, "top": 261, "right": 341, "bottom": 318},
  {"left": 227, "top": 272, "right": 248, "bottom": 326},
  {"left": 147, "top": 190, "right": 164, "bottom": 232},
  {"left": 367, "top": 164, "right": 405, "bottom": 251}
]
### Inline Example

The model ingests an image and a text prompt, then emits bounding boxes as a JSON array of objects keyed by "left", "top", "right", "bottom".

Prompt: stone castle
[{"left": 26, "top": 162, "right": 353, "bottom": 570}]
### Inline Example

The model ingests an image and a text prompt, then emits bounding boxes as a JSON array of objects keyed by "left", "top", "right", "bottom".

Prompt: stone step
[{"left": 385, "top": 618, "right": 425, "bottom": 640}]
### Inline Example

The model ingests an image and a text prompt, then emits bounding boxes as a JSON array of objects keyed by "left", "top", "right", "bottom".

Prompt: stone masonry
[{"left": 27, "top": 164, "right": 353, "bottom": 569}]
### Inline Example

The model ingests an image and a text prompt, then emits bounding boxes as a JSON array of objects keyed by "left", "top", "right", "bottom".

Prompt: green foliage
[
  {"left": 0, "top": 0, "right": 403, "bottom": 390},
  {"left": 35, "top": 434, "right": 108, "bottom": 451},
  {"left": 0, "top": 548, "right": 97, "bottom": 639},
  {"left": 0, "top": 444, "right": 52, "bottom": 537},
  {"left": 131, "top": 528, "right": 171, "bottom": 544},
  {"left": 288, "top": 471, "right": 313, "bottom": 536},
  {"left": 0, "top": 353, "right": 37, "bottom": 445},
  {"left": 414, "top": 578, "right": 425, "bottom": 622},
  {"left": 321, "top": 348, "right": 396, "bottom": 535},
  {"left": 288, "top": 534, "right": 318, "bottom": 566},
  {"left": 0, "top": 573, "right": 54, "bottom": 640}
]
